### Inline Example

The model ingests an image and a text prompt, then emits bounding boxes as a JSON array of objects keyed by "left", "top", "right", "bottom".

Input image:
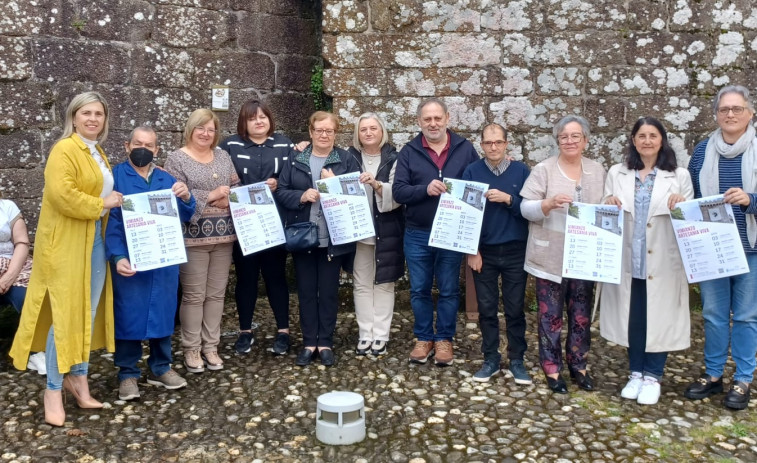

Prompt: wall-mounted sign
[{"left": 211, "top": 85, "right": 229, "bottom": 111}]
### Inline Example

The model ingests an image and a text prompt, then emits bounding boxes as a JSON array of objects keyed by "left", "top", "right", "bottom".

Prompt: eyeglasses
[
  {"left": 313, "top": 129, "right": 335, "bottom": 137},
  {"left": 194, "top": 126, "right": 217, "bottom": 134},
  {"left": 717, "top": 106, "right": 746, "bottom": 116},
  {"left": 481, "top": 140, "right": 507, "bottom": 148},
  {"left": 558, "top": 133, "right": 584, "bottom": 144}
]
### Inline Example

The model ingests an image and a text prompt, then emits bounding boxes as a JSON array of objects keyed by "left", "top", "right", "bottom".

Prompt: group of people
[{"left": 2, "top": 85, "right": 756, "bottom": 427}]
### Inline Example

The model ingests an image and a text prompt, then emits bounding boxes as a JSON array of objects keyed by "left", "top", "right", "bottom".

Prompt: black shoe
[
  {"left": 546, "top": 374, "right": 568, "bottom": 394},
  {"left": 724, "top": 381, "right": 750, "bottom": 410},
  {"left": 234, "top": 332, "right": 254, "bottom": 354},
  {"left": 295, "top": 348, "right": 316, "bottom": 366},
  {"left": 269, "top": 332, "right": 290, "bottom": 355},
  {"left": 570, "top": 369, "right": 595, "bottom": 391},
  {"left": 684, "top": 373, "right": 723, "bottom": 400},
  {"left": 319, "top": 349, "right": 335, "bottom": 367}
]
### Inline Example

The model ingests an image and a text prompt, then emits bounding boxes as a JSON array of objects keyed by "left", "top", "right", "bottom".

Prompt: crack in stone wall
[{"left": 0, "top": 0, "right": 322, "bottom": 237}]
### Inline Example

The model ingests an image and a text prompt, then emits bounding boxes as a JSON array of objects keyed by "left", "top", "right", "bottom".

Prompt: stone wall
[
  {"left": 322, "top": 0, "right": 757, "bottom": 167},
  {"left": 0, "top": 0, "right": 321, "bottom": 236}
]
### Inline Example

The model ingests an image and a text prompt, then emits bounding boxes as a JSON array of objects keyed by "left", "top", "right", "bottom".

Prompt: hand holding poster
[
  {"left": 670, "top": 195, "right": 749, "bottom": 283},
  {"left": 562, "top": 202, "right": 624, "bottom": 284},
  {"left": 428, "top": 178, "right": 488, "bottom": 255},
  {"left": 315, "top": 172, "right": 375, "bottom": 245},
  {"left": 229, "top": 182, "right": 286, "bottom": 256},
  {"left": 122, "top": 189, "right": 187, "bottom": 271}
]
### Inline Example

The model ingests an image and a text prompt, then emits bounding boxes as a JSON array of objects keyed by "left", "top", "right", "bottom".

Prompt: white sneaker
[
  {"left": 27, "top": 352, "right": 47, "bottom": 376},
  {"left": 620, "top": 372, "right": 643, "bottom": 399},
  {"left": 637, "top": 376, "right": 661, "bottom": 405}
]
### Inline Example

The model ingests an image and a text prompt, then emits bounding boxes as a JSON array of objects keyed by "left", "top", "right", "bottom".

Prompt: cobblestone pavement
[{"left": 1, "top": 303, "right": 756, "bottom": 463}]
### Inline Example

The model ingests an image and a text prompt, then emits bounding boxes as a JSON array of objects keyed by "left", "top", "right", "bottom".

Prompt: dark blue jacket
[
  {"left": 275, "top": 146, "right": 361, "bottom": 265},
  {"left": 393, "top": 130, "right": 480, "bottom": 231},
  {"left": 105, "top": 162, "right": 196, "bottom": 340},
  {"left": 219, "top": 133, "right": 293, "bottom": 185}
]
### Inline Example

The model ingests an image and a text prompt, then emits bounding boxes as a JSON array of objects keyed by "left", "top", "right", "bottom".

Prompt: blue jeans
[
  {"left": 1, "top": 285, "right": 26, "bottom": 313},
  {"left": 404, "top": 228, "right": 463, "bottom": 342},
  {"left": 628, "top": 278, "right": 668, "bottom": 380},
  {"left": 699, "top": 253, "right": 757, "bottom": 384},
  {"left": 114, "top": 337, "right": 172, "bottom": 381},
  {"left": 46, "top": 220, "right": 107, "bottom": 390}
]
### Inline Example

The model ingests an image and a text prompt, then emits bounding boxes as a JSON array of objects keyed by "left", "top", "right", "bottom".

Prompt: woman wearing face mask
[
  {"left": 165, "top": 109, "right": 240, "bottom": 374},
  {"left": 105, "top": 125, "right": 196, "bottom": 401},
  {"left": 219, "top": 100, "right": 294, "bottom": 356},
  {"left": 10, "top": 91, "right": 122, "bottom": 426},
  {"left": 347, "top": 113, "right": 404, "bottom": 356}
]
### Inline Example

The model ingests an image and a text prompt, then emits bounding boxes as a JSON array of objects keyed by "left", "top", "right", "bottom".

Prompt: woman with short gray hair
[
  {"left": 520, "top": 115, "right": 606, "bottom": 394},
  {"left": 685, "top": 85, "right": 757, "bottom": 410}
]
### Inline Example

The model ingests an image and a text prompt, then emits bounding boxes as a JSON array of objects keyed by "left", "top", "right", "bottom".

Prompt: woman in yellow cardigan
[{"left": 10, "top": 92, "right": 123, "bottom": 426}]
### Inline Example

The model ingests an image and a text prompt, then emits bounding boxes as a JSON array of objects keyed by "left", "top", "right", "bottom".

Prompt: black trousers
[
  {"left": 471, "top": 241, "right": 528, "bottom": 363},
  {"left": 293, "top": 247, "right": 346, "bottom": 348},
  {"left": 232, "top": 242, "right": 290, "bottom": 331}
]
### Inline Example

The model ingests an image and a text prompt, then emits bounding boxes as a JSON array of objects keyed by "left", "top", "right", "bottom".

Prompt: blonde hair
[
  {"left": 308, "top": 111, "right": 339, "bottom": 133},
  {"left": 352, "top": 112, "right": 389, "bottom": 150},
  {"left": 183, "top": 108, "right": 221, "bottom": 148},
  {"left": 59, "top": 91, "right": 110, "bottom": 143}
]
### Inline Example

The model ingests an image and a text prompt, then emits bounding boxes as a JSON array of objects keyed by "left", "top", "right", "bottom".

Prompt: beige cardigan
[{"left": 520, "top": 155, "right": 607, "bottom": 283}]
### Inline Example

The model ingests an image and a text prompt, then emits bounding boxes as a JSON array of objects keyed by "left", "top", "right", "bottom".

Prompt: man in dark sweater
[
  {"left": 393, "top": 98, "right": 480, "bottom": 366},
  {"left": 462, "top": 123, "right": 531, "bottom": 383}
]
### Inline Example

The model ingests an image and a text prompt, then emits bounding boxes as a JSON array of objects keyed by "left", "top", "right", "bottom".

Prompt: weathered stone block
[
  {"left": 72, "top": 0, "right": 154, "bottom": 42},
  {"left": 277, "top": 55, "right": 320, "bottom": 92},
  {"left": 488, "top": 96, "right": 583, "bottom": 132},
  {"left": 669, "top": 0, "right": 754, "bottom": 32},
  {"left": 535, "top": 68, "right": 584, "bottom": 96},
  {"left": 0, "top": 36, "right": 32, "bottom": 81},
  {"left": 481, "top": 0, "right": 544, "bottom": 32},
  {"left": 0, "top": 168, "right": 44, "bottom": 200},
  {"left": 502, "top": 31, "right": 625, "bottom": 66},
  {"left": 194, "top": 51, "right": 275, "bottom": 90},
  {"left": 586, "top": 66, "right": 666, "bottom": 96},
  {"left": 584, "top": 96, "right": 626, "bottom": 130},
  {"left": 34, "top": 39, "right": 131, "bottom": 85},
  {"left": 0, "top": 82, "right": 54, "bottom": 130},
  {"left": 689, "top": 67, "right": 753, "bottom": 95},
  {"left": 546, "top": 0, "right": 626, "bottom": 31},
  {"left": 259, "top": 0, "right": 313, "bottom": 17},
  {"left": 626, "top": 95, "right": 713, "bottom": 132},
  {"left": 154, "top": 6, "right": 234, "bottom": 48},
  {"left": 0, "top": 131, "right": 45, "bottom": 168},
  {"left": 520, "top": 132, "right": 558, "bottom": 165},
  {"left": 132, "top": 44, "right": 196, "bottom": 89},
  {"left": 238, "top": 14, "right": 317, "bottom": 55},
  {"left": 139, "top": 87, "right": 207, "bottom": 132},
  {"left": 711, "top": 30, "right": 748, "bottom": 68},
  {"left": 626, "top": 32, "right": 714, "bottom": 69},
  {"left": 262, "top": 92, "right": 316, "bottom": 135},
  {"left": 322, "top": 0, "right": 369, "bottom": 33},
  {"left": 12, "top": 197, "right": 42, "bottom": 238},
  {"left": 0, "top": 0, "right": 46, "bottom": 35},
  {"left": 415, "top": 0, "right": 481, "bottom": 33},
  {"left": 369, "top": 0, "right": 423, "bottom": 32},
  {"left": 627, "top": 0, "right": 669, "bottom": 31},
  {"left": 228, "top": 0, "right": 260, "bottom": 12},
  {"left": 324, "top": 33, "right": 502, "bottom": 69},
  {"left": 153, "top": 0, "right": 229, "bottom": 9}
]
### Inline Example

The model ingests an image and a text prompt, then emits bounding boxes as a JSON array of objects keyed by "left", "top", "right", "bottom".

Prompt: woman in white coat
[{"left": 600, "top": 117, "right": 693, "bottom": 405}]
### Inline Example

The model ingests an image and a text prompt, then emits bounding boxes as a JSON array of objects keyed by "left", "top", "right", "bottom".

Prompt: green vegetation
[
  {"left": 72, "top": 18, "right": 87, "bottom": 31},
  {"left": 317, "top": 182, "right": 329, "bottom": 193},
  {"left": 568, "top": 203, "right": 579, "bottom": 218},
  {"left": 671, "top": 207, "right": 684, "bottom": 220},
  {"left": 229, "top": 191, "right": 239, "bottom": 203},
  {"left": 121, "top": 198, "right": 135, "bottom": 211},
  {"left": 310, "top": 64, "right": 329, "bottom": 111}
]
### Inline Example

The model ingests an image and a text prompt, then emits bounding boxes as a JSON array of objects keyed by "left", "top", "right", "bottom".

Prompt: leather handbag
[{"left": 284, "top": 221, "right": 319, "bottom": 252}]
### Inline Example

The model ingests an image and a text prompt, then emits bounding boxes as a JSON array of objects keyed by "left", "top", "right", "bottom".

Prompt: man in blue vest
[{"left": 393, "top": 98, "right": 479, "bottom": 366}]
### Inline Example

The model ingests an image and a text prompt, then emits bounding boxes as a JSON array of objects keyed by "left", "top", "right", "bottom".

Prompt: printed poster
[
  {"left": 229, "top": 183, "right": 286, "bottom": 255},
  {"left": 316, "top": 172, "right": 375, "bottom": 245},
  {"left": 428, "top": 178, "right": 489, "bottom": 255},
  {"left": 562, "top": 202, "right": 624, "bottom": 284},
  {"left": 670, "top": 195, "right": 749, "bottom": 283},
  {"left": 122, "top": 189, "right": 187, "bottom": 271}
]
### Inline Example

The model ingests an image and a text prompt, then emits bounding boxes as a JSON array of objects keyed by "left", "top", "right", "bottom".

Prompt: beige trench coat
[{"left": 598, "top": 164, "right": 693, "bottom": 352}]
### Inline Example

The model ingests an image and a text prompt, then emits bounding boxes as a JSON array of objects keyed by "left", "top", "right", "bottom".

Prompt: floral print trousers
[{"left": 535, "top": 277, "right": 594, "bottom": 375}]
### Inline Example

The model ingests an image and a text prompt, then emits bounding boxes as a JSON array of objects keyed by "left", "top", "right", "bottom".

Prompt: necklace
[{"left": 362, "top": 152, "right": 380, "bottom": 165}]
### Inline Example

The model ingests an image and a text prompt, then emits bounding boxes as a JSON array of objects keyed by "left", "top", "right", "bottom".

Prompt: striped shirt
[{"left": 689, "top": 139, "right": 757, "bottom": 254}]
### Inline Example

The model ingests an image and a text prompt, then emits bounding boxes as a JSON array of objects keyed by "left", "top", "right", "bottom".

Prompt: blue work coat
[{"left": 105, "top": 161, "right": 196, "bottom": 340}]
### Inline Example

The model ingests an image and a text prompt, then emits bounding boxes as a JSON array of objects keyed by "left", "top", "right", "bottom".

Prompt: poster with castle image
[
  {"left": 670, "top": 194, "right": 748, "bottom": 283},
  {"left": 122, "top": 188, "right": 187, "bottom": 271},
  {"left": 315, "top": 172, "right": 375, "bottom": 245},
  {"left": 428, "top": 178, "right": 488, "bottom": 255},
  {"left": 562, "top": 202, "right": 624, "bottom": 284},
  {"left": 228, "top": 182, "right": 286, "bottom": 255}
]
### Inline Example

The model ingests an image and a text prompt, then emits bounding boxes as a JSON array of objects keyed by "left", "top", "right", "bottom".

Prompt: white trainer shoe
[
  {"left": 27, "top": 352, "right": 47, "bottom": 375},
  {"left": 637, "top": 376, "right": 661, "bottom": 405},
  {"left": 620, "top": 371, "right": 643, "bottom": 399}
]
